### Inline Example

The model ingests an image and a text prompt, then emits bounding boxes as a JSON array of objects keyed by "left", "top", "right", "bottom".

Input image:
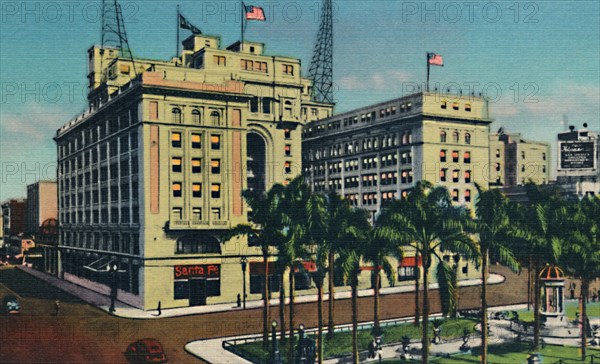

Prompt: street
[{"left": 1, "top": 265, "right": 527, "bottom": 363}]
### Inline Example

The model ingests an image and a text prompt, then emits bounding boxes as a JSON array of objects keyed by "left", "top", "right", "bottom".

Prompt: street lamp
[
  {"left": 108, "top": 263, "right": 118, "bottom": 313},
  {"left": 240, "top": 256, "right": 247, "bottom": 309},
  {"left": 270, "top": 320, "right": 282, "bottom": 364},
  {"left": 296, "top": 323, "right": 316, "bottom": 364}
]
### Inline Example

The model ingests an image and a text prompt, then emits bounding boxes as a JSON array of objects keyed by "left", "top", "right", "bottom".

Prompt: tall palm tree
[
  {"left": 473, "top": 186, "right": 520, "bottom": 364},
  {"left": 376, "top": 181, "right": 479, "bottom": 364},
  {"left": 561, "top": 196, "right": 600, "bottom": 360},
  {"left": 225, "top": 186, "right": 286, "bottom": 349},
  {"left": 509, "top": 184, "right": 566, "bottom": 350}
]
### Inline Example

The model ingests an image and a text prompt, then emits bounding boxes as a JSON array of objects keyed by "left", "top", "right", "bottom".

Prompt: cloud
[
  {"left": 338, "top": 70, "right": 415, "bottom": 91},
  {"left": 1, "top": 104, "right": 71, "bottom": 141}
]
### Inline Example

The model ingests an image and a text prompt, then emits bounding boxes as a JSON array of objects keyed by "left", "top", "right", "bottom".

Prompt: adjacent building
[
  {"left": 54, "top": 34, "right": 332, "bottom": 309},
  {"left": 302, "top": 92, "right": 493, "bottom": 285},
  {"left": 1, "top": 199, "right": 27, "bottom": 260},
  {"left": 26, "top": 181, "right": 58, "bottom": 235},
  {"left": 556, "top": 125, "right": 599, "bottom": 197},
  {"left": 489, "top": 129, "right": 551, "bottom": 187}
]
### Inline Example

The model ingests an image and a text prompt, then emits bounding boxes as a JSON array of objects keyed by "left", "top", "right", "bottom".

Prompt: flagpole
[
  {"left": 426, "top": 52, "right": 430, "bottom": 92},
  {"left": 176, "top": 5, "right": 180, "bottom": 59},
  {"left": 241, "top": 2, "right": 245, "bottom": 52}
]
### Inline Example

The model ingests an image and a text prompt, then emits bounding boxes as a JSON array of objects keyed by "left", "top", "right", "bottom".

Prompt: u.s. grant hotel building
[{"left": 54, "top": 34, "right": 332, "bottom": 310}]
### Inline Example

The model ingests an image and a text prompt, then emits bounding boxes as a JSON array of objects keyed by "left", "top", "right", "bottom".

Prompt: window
[
  {"left": 172, "top": 108, "right": 182, "bottom": 123},
  {"left": 192, "top": 208, "right": 202, "bottom": 221},
  {"left": 214, "top": 55, "right": 226, "bottom": 66},
  {"left": 440, "top": 149, "right": 447, "bottom": 162},
  {"left": 495, "top": 163, "right": 501, "bottom": 172},
  {"left": 284, "top": 129, "right": 291, "bottom": 139},
  {"left": 521, "top": 151, "right": 526, "bottom": 159},
  {"left": 282, "top": 64, "right": 294, "bottom": 75},
  {"left": 285, "top": 144, "right": 291, "bottom": 156},
  {"left": 172, "top": 207, "right": 183, "bottom": 220},
  {"left": 211, "top": 135, "right": 221, "bottom": 150},
  {"left": 452, "top": 189, "right": 459, "bottom": 202},
  {"left": 255, "top": 61, "right": 267, "bottom": 73},
  {"left": 211, "top": 184, "right": 221, "bottom": 198},
  {"left": 171, "top": 132, "right": 182, "bottom": 148},
  {"left": 452, "top": 103, "right": 459, "bottom": 110},
  {"left": 241, "top": 59, "right": 253, "bottom": 70},
  {"left": 465, "top": 189, "right": 472, "bottom": 202},
  {"left": 441, "top": 101, "right": 447, "bottom": 109},
  {"left": 210, "top": 111, "right": 221, "bottom": 125},
  {"left": 284, "top": 101, "right": 293, "bottom": 118},
  {"left": 191, "top": 109, "right": 201, "bottom": 124},
  {"left": 542, "top": 152, "right": 546, "bottom": 161},
  {"left": 211, "top": 159, "right": 221, "bottom": 174},
  {"left": 440, "top": 131, "right": 447, "bottom": 143},
  {"left": 465, "top": 170, "right": 471, "bottom": 183},
  {"left": 464, "top": 151, "right": 471, "bottom": 164},
  {"left": 211, "top": 207, "right": 221, "bottom": 220},
  {"left": 191, "top": 158, "right": 202, "bottom": 173},
  {"left": 398, "top": 266, "right": 417, "bottom": 281},
  {"left": 453, "top": 131, "right": 459, "bottom": 143},
  {"left": 465, "top": 104, "right": 472, "bottom": 112},
  {"left": 465, "top": 133, "right": 471, "bottom": 144},
  {"left": 452, "top": 151, "right": 459, "bottom": 162},
  {"left": 284, "top": 161, "right": 292, "bottom": 174},
  {"left": 440, "top": 169, "right": 447, "bottom": 182},
  {"left": 172, "top": 157, "right": 182, "bottom": 173},
  {"left": 452, "top": 170, "right": 460, "bottom": 183},
  {"left": 250, "top": 97, "right": 259, "bottom": 113},
  {"left": 496, "top": 149, "right": 501, "bottom": 158},
  {"left": 262, "top": 98, "right": 271, "bottom": 114},
  {"left": 191, "top": 133, "right": 201, "bottom": 149},
  {"left": 192, "top": 183, "right": 202, "bottom": 198},
  {"left": 172, "top": 182, "right": 182, "bottom": 197}
]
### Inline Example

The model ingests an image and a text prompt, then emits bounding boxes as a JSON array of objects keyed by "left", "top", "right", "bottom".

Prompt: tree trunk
[
  {"left": 288, "top": 268, "right": 296, "bottom": 364},
  {"left": 351, "top": 278, "right": 359, "bottom": 364},
  {"left": 279, "top": 270, "right": 286, "bottom": 343},
  {"left": 374, "top": 266, "right": 381, "bottom": 331},
  {"left": 581, "top": 278, "right": 589, "bottom": 360},
  {"left": 481, "top": 250, "right": 489, "bottom": 364},
  {"left": 527, "top": 257, "right": 532, "bottom": 311},
  {"left": 421, "top": 255, "right": 430, "bottom": 364},
  {"left": 533, "top": 259, "right": 541, "bottom": 350},
  {"left": 262, "top": 249, "right": 270, "bottom": 350},
  {"left": 317, "top": 282, "right": 324, "bottom": 364},
  {"left": 414, "top": 250, "right": 420, "bottom": 327},
  {"left": 327, "top": 250, "right": 335, "bottom": 340}
]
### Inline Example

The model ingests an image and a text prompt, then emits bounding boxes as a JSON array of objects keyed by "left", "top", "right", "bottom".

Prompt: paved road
[{"left": 1, "top": 265, "right": 527, "bottom": 363}]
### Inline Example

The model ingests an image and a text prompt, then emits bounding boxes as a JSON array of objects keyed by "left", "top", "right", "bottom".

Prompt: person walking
[
  {"left": 156, "top": 301, "right": 162, "bottom": 316},
  {"left": 53, "top": 300, "right": 60, "bottom": 316}
]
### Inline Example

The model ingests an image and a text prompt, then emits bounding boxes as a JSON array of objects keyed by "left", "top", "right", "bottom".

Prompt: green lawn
[
  {"left": 384, "top": 343, "right": 600, "bottom": 363},
  {"left": 517, "top": 301, "right": 600, "bottom": 323},
  {"left": 233, "top": 318, "right": 477, "bottom": 363}
]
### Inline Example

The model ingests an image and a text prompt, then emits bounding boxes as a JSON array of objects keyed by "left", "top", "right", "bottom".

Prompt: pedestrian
[
  {"left": 53, "top": 299, "right": 60, "bottom": 316},
  {"left": 570, "top": 282, "right": 576, "bottom": 300},
  {"left": 237, "top": 294, "right": 242, "bottom": 308},
  {"left": 156, "top": 301, "right": 161, "bottom": 316}
]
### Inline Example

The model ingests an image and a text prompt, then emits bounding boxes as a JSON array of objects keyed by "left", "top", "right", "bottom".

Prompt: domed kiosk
[{"left": 538, "top": 265, "right": 578, "bottom": 338}]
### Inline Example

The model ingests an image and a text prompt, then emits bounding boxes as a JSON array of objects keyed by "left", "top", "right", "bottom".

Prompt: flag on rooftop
[
  {"left": 245, "top": 5, "right": 266, "bottom": 21},
  {"left": 179, "top": 14, "right": 202, "bottom": 34},
  {"left": 428, "top": 53, "right": 444, "bottom": 66}
]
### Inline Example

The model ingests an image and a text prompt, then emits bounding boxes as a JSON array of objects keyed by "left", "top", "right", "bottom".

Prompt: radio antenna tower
[
  {"left": 308, "top": 0, "right": 334, "bottom": 104},
  {"left": 101, "top": 0, "right": 137, "bottom": 78}
]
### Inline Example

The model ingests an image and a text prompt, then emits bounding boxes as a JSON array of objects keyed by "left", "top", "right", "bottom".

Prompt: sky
[{"left": 1, "top": 0, "right": 599, "bottom": 200}]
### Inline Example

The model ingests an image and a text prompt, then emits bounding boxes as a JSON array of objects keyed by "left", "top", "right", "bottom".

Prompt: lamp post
[
  {"left": 296, "top": 323, "right": 316, "bottom": 364},
  {"left": 108, "top": 263, "right": 118, "bottom": 313},
  {"left": 270, "top": 320, "right": 282, "bottom": 364},
  {"left": 240, "top": 256, "right": 247, "bottom": 309}
]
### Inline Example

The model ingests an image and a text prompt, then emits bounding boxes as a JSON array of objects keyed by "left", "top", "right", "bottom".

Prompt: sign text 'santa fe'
[{"left": 174, "top": 264, "right": 220, "bottom": 279}]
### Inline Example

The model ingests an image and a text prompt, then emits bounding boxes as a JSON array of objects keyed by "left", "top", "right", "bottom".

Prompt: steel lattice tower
[
  {"left": 100, "top": 0, "right": 137, "bottom": 77},
  {"left": 309, "top": 0, "right": 334, "bottom": 104}
]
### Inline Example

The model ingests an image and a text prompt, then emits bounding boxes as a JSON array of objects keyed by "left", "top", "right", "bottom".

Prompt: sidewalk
[
  {"left": 184, "top": 305, "right": 530, "bottom": 364},
  {"left": 17, "top": 265, "right": 504, "bottom": 319}
]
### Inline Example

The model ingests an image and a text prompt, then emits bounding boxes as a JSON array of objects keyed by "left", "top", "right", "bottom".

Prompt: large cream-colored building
[
  {"left": 302, "top": 92, "right": 492, "bottom": 285},
  {"left": 489, "top": 130, "right": 551, "bottom": 187},
  {"left": 55, "top": 34, "right": 332, "bottom": 310}
]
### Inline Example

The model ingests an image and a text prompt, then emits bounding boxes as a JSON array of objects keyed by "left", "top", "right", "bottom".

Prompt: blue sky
[{"left": 1, "top": 0, "right": 599, "bottom": 200}]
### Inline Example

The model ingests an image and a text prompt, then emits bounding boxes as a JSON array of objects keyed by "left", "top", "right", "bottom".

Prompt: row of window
[
  {"left": 172, "top": 182, "right": 221, "bottom": 198},
  {"left": 440, "top": 101, "right": 472, "bottom": 112},
  {"left": 440, "top": 150, "right": 471, "bottom": 163},
  {"left": 171, "top": 207, "right": 222, "bottom": 222},
  {"left": 170, "top": 107, "right": 222, "bottom": 125},
  {"left": 60, "top": 205, "right": 140, "bottom": 225},
  {"left": 440, "top": 169, "right": 472, "bottom": 183},
  {"left": 212, "top": 54, "right": 295, "bottom": 75},
  {"left": 311, "top": 152, "right": 413, "bottom": 177},
  {"left": 59, "top": 130, "right": 138, "bottom": 168},
  {"left": 172, "top": 132, "right": 220, "bottom": 150},
  {"left": 306, "top": 133, "right": 412, "bottom": 160},
  {"left": 60, "top": 155, "right": 138, "bottom": 189},
  {"left": 60, "top": 181, "right": 139, "bottom": 209},
  {"left": 61, "top": 230, "right": 140, "bottom": 255},
  {"left": 440, "top": 130, "right": 472, "bottom": 145}
]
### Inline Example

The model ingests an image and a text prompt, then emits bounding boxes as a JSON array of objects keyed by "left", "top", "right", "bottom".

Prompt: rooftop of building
[{"left": 490, "top": 128, "right": 551, "bottom": 146}]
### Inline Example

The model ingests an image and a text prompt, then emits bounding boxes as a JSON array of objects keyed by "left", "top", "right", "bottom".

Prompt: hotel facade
[{"left": 55, "top": 34, "right": 332, "bottom": 310}]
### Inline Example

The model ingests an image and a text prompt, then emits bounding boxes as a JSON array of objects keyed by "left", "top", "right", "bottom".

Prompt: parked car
[
  {"left": 3, "top": 295, "right": 21, "bottom": 315},
  {"left": 124, "top": 338, "right": 168, "bottom": 363}
]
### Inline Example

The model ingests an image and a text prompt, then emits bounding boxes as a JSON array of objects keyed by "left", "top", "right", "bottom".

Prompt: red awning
[
  {"left": 294, "top": 261, "right": 317, "bottom": 273},
  {"left": 399, "top": 256, "right": 422, "bottom": 267}
]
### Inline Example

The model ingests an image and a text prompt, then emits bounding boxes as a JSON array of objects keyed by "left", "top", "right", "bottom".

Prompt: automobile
[
  {"left": 3, "top": 295, "right": 21, "bottom": 315},
  {"left": 124, "top": 338, "right": 168, "bottom": 364}
]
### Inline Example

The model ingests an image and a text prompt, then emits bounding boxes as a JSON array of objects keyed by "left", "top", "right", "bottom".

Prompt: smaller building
[
  {"left": 556, "top": 125, "right": 599, "bottom": 198},
  {"left": 489, "top": 129, "right": 551, "bottom": 187},
  {"left": 26, "top": 181, "right": 58, "bottom": 236},
  {"left": 1, "top": 199, "right": 27, "bottom": 261}
]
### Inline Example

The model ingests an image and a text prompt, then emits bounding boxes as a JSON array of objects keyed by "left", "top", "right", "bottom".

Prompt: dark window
[{"left": 250, "top": 97, "right": 259, "bottom": 113}]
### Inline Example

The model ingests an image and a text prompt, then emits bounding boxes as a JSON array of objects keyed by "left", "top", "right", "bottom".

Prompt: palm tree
[
  {"left": 376, "top": 181, "right": 479, "bottom": 364},
  {"left": 225, "top": 186, "right": 286, "bottom": 349},
  {"left": 473, "top": 186, "right": 520, "bottom": 363},
  {"left": 337, "top": 208, "right": 372, "bottom": 364},
  {"left": 561, "top": 196, "right": 600, "bottom": 360},
  {"left": 509, "top": 184, "right": 566, "bottom": 350}
]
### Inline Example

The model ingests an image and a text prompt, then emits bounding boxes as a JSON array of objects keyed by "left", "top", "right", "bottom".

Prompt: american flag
[
  {"left": 245, "top": 5, "right": 266, "bottom": 21},
  {"left": 428, "top": 53, "right": 444, "bottom": 66}
]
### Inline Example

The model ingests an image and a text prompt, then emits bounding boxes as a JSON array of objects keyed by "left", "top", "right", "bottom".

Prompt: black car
[{"left": 3, "top": 295, "right": 21, "bottom": 315}]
